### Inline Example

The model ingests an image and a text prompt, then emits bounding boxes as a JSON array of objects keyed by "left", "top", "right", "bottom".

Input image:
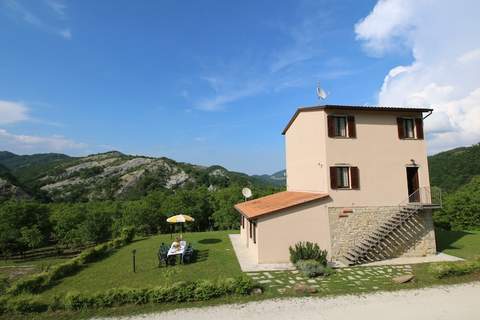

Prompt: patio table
[{"left": 167, "top": 243, "right": 186, "bottom": 257}]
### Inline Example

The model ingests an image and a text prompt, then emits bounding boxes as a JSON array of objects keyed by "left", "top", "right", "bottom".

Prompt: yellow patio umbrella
[{"left": 166, "top": 214, "right": 195, "bottom": 238}]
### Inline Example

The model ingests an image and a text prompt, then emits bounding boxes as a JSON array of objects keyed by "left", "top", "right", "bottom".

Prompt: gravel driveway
[{"left": 98, "top": 282, "right": 480, "bottom": 320}]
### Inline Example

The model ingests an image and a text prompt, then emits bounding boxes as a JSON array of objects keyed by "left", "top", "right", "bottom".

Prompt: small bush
[
  {"left": 5, "top": 295, "right": 48, "bottom": 314},
  {"left": 289, "top": 242, "right": 328, "bottom": 265},
  {"left": 62, "top": 276, "right": 257, "bottom": 311},
  {"left": 430, "top": 258, "right": 480, "bottom": 279},
  {"left": 295, "top": 259, "right": 334, "bottom": 278},
  {"left": 0, "top": 276, "right": 8, "bottom": 295},
  {"left": 7, "top": 273, "right": 49, "bottom": 295},
  {"left": 120, "top": 226, "right": 136, "bottom": 243}
]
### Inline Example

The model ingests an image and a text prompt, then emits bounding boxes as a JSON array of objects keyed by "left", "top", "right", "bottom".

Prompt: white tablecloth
[{"left": 167, "top": 244, "right": 185, "bottom": 257}]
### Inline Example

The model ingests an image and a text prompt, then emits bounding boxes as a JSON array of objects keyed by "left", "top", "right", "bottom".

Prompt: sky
[{"left": 0, "top": 0, "right": 479, "bottom": 175}]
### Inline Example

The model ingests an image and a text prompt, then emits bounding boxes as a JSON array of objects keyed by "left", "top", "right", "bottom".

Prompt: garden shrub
[
  {"left": 62, "top": 276, "right": 257, "bottom": 311},
  {"left": 7, "top": 273, "right": 49, "bottom": 295},
  {"left": 0, "top": 276, "right": 8, "bottom": 295},
  {"left": 430, "top": 257, "right": 480, "bottom": 279},
  {"left": 120, "top": 226, "right": 136, "bottom": 243},
  {"left": 289, "top": 242, "right": 328, "bottom": 265},
  {"left": 5, "top": 295, "right": 48, "bottom": 313},
  {"left": 295, "top": 259, "right": 334, "bottom": 278}
]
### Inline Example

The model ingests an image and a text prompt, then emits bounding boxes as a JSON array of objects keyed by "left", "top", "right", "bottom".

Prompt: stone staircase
[{"left": 342, "top": 187, "right": 442, "bottom": 266}]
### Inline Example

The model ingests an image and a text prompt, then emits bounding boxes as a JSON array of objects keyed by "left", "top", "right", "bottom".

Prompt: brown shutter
[
  {"left": 415, "top": 118, "right": 424, "bottom": 139},
  {"left": 397, "top": 117, "right": 405, "bottom": 139},
  {"left": 351, "top": 167, "right": 360, "bottom": 189},
  {"left": 330, "top": 166, "right": 337, "bottom": 189},
  {"left": 327, "top": 115, "right": 335, "bottom": 137},
  {"left": 347, "top": 116, "right": 356, "bottom": 138}
]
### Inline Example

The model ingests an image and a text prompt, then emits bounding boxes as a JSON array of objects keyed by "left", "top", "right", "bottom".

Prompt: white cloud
[
  {"left": 3, "top": 0, "right": 71, "bottom": 39},
  {"left": 0, "top": 100, "right": 30, "bottom": 124},
  {"left": 45, "top": 0, "right": 67, "bottom": 19},
  {"left": 59, "top": 28, "right": 71, "bottom": 39},
  {"left": 0, "top": 128, "right": 87, "bottom": 153},
  {"left": 356, "top": 0, "right": 480, "bottom": 154}
]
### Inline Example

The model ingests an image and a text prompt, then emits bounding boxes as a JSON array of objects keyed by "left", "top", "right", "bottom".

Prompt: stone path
[{"left": 247, "top": 265, "right": 413, "bottom": 293}]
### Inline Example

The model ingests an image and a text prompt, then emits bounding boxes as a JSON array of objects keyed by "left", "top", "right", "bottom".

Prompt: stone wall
[{"left": 328, "top": 206, "right": 436, "bottom": 261}]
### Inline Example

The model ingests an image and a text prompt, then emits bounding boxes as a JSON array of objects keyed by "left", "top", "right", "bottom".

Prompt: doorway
[{"left": 406, "top": 167, "right": 419, "bottom": 202}]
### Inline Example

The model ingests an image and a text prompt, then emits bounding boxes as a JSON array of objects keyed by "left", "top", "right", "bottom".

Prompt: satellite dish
[
  {"left": 316, "top": 82, "right": 328, "bottom": 100},
  {"left": 242, "top": 187, "right": 252, "bottom": 200}
]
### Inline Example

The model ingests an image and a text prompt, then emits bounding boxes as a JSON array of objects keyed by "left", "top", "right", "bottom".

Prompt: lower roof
[
  {"left": 282, "top": 104, "right": 433, "bottom": 135},
  {"left": 234, "top": 191, "right": 329, "bottom": 219}
]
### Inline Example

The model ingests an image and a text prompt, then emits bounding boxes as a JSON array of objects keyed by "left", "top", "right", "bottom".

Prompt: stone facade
[{"left": 328, "top": 206, "right": 437, "bottom": 261}]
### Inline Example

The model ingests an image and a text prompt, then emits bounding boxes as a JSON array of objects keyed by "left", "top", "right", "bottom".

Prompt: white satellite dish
[
  {"left": 242, "top": 187, "right": 252, "bottom": 200},
  {"left": 316, "top": 83, "right": 328, "bottom": 100}
]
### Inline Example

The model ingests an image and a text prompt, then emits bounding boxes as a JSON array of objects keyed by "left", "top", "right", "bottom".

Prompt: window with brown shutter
[
  {"left": 397, "top": 117, "right": 405, "bottom": 139},
  {"left": 330, "top": 166, "right": 337, "bottom": 189},
  {"left": 351, "top": 167, "right": 360, "bottom": 189},
  {"left": 330, "top": 166, "right": 359, "bottom": 189},
  {"left": 347, "top": 116, "right": 356, "bottom": 138},
  {"left": 327, "top": 115, "right": 335, "bottom": 137},
  {"left": 415, "top": 118, "right": 424, "bottom": 139},
  {"left": 252, "top": 222, "right": 256, "bottom": 244},
  {"left": 241, "top": 216, "right": 244, "bottom": 229}
]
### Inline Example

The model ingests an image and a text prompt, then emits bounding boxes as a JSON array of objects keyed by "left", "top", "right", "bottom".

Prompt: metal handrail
[{"left": 399, "top": 186, "right": 442, "bottom": 208}]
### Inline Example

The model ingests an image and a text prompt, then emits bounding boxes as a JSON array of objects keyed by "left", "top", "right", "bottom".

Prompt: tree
[
  {"left": 435, "top": 176, "right": 480, "bottom": 230},
  {"left": 20, "top": 225, "right": 43, "bottom": 250}
]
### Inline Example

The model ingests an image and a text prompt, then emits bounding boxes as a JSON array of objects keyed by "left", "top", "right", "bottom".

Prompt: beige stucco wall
[
  {"left": 240, "top": 217, "right": 258, "bottom": 262},
  {"left": 285, "top": 109, "right": 431, "bottom": 207},
  {"left": 256, "top": 200, "right": 331, "bottom": 263},
  {"left": 285, "top": 110, "right": 328, "bottom": 193}
]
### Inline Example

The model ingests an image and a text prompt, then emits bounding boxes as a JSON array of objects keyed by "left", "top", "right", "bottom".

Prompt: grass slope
[
  {"left": 41, "top": 231, "right": 241, "bottom": 299},
  {"left": 435, "top": 229, "right": 480, "bottom": 259}
]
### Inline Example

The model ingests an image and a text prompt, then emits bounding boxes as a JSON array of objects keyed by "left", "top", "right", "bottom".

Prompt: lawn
[
  {"left": 2, "top": 228, "right": 480, "bottom": 320},
  {"left": 435, "top": 229, "right": 480, "bottom": 259},
  {"left": 41, "top": 230, "right": 242, "bottom": 299}
]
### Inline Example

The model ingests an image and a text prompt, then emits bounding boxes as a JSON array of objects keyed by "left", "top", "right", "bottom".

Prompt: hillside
[
  {"left": 0, "top": 151, "right": 281, "bottom": 202},
  {"left": 428, "top": 143, "right": 480, "bottom": 193},
  {"left": 252, "top": 170, "right": 286, "bottom": 186},
  {"left": 0, "top": 164, "right": 30, "bottom": 201}
]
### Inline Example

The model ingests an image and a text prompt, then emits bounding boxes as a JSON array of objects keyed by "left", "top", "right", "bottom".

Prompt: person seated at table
[{"left": 172, "top": 237, "right": 181, "bottom": 249}]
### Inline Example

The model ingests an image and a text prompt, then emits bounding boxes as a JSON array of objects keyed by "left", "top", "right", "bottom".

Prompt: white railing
[{"left": 400, "top": 186, "right": 442, "bottom": 208}]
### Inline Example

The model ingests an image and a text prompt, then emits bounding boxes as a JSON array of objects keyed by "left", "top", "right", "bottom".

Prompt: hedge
[
  {"left": 7, "top": 228, "right": 135, "bottom": 296},
  {"left": 0, "top": 276, "right": 258, "bottom": 314},
  {"left": 430, "top": 257, "right": 480, "bottom": 279}
]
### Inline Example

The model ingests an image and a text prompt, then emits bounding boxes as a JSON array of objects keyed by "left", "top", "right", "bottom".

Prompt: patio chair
[
  {"left": 181, "top": 245, "right": 194, "bottom": 264},
  {"left": 157, "top": 244, "right": 169, "bottom": 267}
]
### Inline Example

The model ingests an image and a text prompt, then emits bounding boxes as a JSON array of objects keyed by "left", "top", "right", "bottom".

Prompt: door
[{"left": 406, "top": 167, "right": 420, "bottom": 202}]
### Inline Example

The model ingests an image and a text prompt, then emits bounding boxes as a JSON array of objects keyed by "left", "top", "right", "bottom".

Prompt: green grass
[
  {"left": 436, "top": 228, "right": 480, "bottom": 259},
  {"left": 2, "top": 228, "right": 480, "bottom": 320},
  {"left": 40, "top": 231, "right": 241, "bottom": 300}
]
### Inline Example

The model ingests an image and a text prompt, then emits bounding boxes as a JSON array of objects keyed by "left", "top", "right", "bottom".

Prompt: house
[{"left": 234, "top": 105, "right": 441, "bottom": 265}]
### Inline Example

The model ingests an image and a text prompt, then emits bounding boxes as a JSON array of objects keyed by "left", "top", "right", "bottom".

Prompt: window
[
  {"left": 397, "top": 117, "right": 424, "bottom": 140},
  {"left": 336, "top": 167, "right": 350, "bottom": 188},
  {"left": 241, "top": 216, "right": 244, "bottom": 229},
  {"left": 330, "top": 166, "right": 360, "bottom": 190},
  {"left": 335, "top": 116, "right": 347, "bottom": 137},
  {"left": 403, "top": 119, "right": 415, "bottom": 138},
  {"left": 252, "top": 222, "right": 257, "bottom": 244},
  {"left": 328, "top": 115, "right": 356, "bottom": 138}
]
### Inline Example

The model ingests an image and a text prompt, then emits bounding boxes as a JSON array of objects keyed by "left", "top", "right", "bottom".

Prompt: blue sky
[{"left": 1, "top": 0, "right": 478, "bottom": 175}]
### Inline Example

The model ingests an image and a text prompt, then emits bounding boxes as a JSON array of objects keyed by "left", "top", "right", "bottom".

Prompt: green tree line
[{"left": 0, "top": 186, "right": 279, "bottom": 258}]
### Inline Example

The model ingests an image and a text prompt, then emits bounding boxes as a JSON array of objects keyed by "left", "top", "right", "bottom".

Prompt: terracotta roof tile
[{"left": 234, "top": 191, "right": 328, "bottom": 219}]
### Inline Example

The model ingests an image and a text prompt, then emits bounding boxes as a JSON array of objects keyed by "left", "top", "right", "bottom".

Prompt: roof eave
[{"left": 281, "top": 105, "right": 434, "bottom": 135}]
